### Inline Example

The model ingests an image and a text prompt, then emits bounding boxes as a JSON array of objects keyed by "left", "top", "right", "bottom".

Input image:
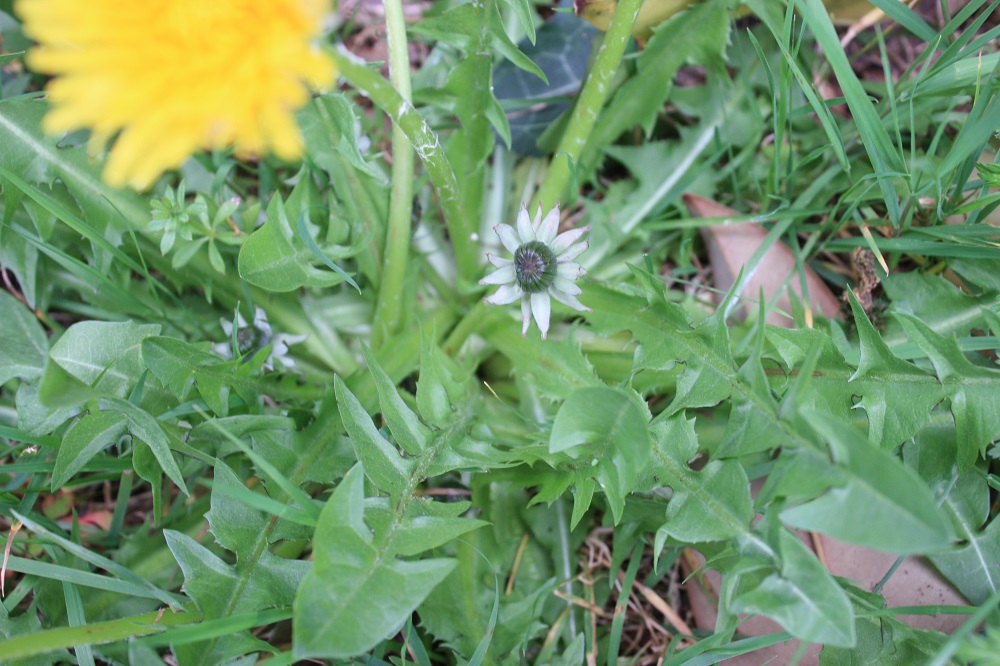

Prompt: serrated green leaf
[
  {"left": 335, "top": 375, "right": 413, "bottom": 497},
  {"left": 550, "top": 386, "right": 650, "bottom": 523},
  {"left": 628, "top": 266, "right": 736, "bottom": 412},
  {"left": 142, "top": 337, "right": 271, "bottom": 416},
  {"left": 293, "top": 465, "right": 455, "bottom": 658},
  {"left": 848, "top": 293, "right": 943, "bottom": 448},
  {"left": 0, "top": 290, "right": 47, "bottom": 385},
  {"left": 780, "top": 412, "right": 952, "bottom": 553},
  {"left": 896, "top": 314, "right": 1000, "bottom": 469},
  {"left": 361, "top": 344, "right": 429, "bottom": 455},
  {"left": 164, "top": 530, "right": 308, "bottom": 666},
  {"left": 483, "top": 317, "right": 602, "bottom": 401},
  {"left": 651, "top": 415, "right": 754, "bottom": 542}
]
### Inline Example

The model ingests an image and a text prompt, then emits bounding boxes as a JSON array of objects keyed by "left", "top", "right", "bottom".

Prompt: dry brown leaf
[{"left": 683, "top": 193, "right": 842, "bottom": 328}]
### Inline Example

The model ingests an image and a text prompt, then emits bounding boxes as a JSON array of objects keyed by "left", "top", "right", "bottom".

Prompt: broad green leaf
[
  {"left": 299, "top": 93, "right": 386, "bottom": 183},
  {"left": 0, "top": 97, "right": 148, "bottom": 234},
  {"left": 375, "top": 513, "right": 489, "bottom": 558},
  {"left": 550, "top": 386, "right": 651, "bottom": 523},
  {"left": 911, "top": 426, "right": 1000, "bottom": 605},
  {"left": 52, "top": 411, "right": 127, "bottom": 489},
  {"left": 651, "top": 415, "right": 754, "bottom": 543},
  {"left": 896, "top": 314, "right": 1000, "bottom": 469},
  {"left": 361, "top": 344, "right": 429, "bottom": 455},
  {"left": 0, "top": 289, "right": 47, "bottom": 385},
  {"left": 238, "top": 194, "right": 343, "bottom": 292},
  {"left": 335, "top": 375, "right": 413, "bottom": 498},
  {"left": 416, "top": 337, "right": 475, "bottom": 428},
  {"left": 48, "top": 321, "right": 160, "bottom": 399},
  {"left": 293, "top": 465, "right": 455, "bottom": 658},
  {"left": 848, "top": 293, "right": 942, "bottom": 448},
  {"left": 780, "top": 412, "right": 952, "bottom": 553},
  {"left": 732, "top": 529, "right": 855, "bottom": 647}
]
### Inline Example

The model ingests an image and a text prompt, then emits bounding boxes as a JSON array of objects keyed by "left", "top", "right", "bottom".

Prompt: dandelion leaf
[{"left": 293, "top": 465, "right": 456, "bottom": 658}]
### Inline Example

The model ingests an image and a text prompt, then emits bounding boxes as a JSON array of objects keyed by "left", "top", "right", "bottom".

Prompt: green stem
[
  {"left": 332, "top": 49, "right": 478, "bottom": 285},
  {"left": 530, "top": 0, "right": 644, "bottom": 210},
  {"left": 371, "top": 0, "right": 416, "bottom": 350}
]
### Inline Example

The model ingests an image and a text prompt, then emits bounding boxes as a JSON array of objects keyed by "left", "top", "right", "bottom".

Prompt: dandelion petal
[
  {"left": 557, "top": 241, "right": 589, "bottom": 263},
  {"left": 552, "top": 227, "right": 589, "bottom": 254},
  {"left": 550, "top": 289, "right": 590, "bottom": 312},
  {"left": 536, "top": 205, "right": 560, "bottom": 244},
  {"left": 516, "top": 206, "right": 535, "bottom": 243},
  {"left": 484, "top": 284, "right": 523, "bottom": 305},
  {"left": 557, "top": 262, "right": 586, "bottom": 280},
  {"left": 531, "top": 292, "right": 551, "bottom": 339},
  {"left": 494, "top": 224, "right": 521, "bottom": 253},
  {"left": 479, "top": 265, "right": 515, "bottom": 286},
  {"left": 486, "top": 253, "right": 513, "bottom": 268},
  {"left": 553, "top": 276, "right": 582, "bottom": 296}
]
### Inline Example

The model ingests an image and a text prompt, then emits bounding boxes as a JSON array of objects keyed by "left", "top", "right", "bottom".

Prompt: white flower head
[
  {"left": 480, "top": 203, "right": 590, "bottom": 340},
  {"left": 213, "top": 306, "right": 307, "bottom": 371}
]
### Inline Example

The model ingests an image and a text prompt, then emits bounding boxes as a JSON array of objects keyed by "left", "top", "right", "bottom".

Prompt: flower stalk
[
  {"left": 531, "top": 0, "right": 644, "bottom": 210},
  {"left": 371, "top": 0, "right": 416, "bottom": 349},
  {"left": 331, "top": 50, "right": 479, "bottom": 286}
]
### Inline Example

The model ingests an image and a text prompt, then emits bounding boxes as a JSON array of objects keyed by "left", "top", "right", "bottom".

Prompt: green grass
[{"left": 1, "top": 0, "right": 999, "bottom": 664}]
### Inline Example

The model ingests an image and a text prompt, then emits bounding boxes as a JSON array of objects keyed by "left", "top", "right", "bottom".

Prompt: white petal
[
  {"left": 479, "top": 265, "right": 516, "bottom": 286},
  {"left": 220, "top": 318, "right": 234, "bottom": 336},
  {"left": 516, "top": 206, "right": 535, "bottom": 243},
  {"left": 557, "top": 262, "right": 586, "bottom": 280},
  {"left": 486, "top": 253, "right": 513, "bottom": 268},
  {"left": 521, "top": 298, "right": 532, "bottom": 338},
  {"left": 551, "top": 226, "right": 589, "bottom": 254},
  {"left": 483, "top": 283, "right": 524, "bottom": 305},
  {"left": 535, "top": 205, "right": 560, "bottom": 244},
  {"left": 494, "top": 224, "right": 521, "bottom": 253},
  {"left": 253, "top": 307, "right": 270, "bottom": 330},
  {"left": 552, "top": 276, "right": 582, "bottom": 296},
  {"left": 550, "top": 289, "right": 591, "bottom": 312},
  {"left": 557, "top": 240, "right": 589, "bottom": 263},
  {"left": 278, "top": 333, "right": 308, "bottom": 345},
  {"left": 530, "top": 292, "right": 551, "bottom": 339}
]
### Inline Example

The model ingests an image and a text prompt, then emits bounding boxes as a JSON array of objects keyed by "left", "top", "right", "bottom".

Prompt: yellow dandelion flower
[{"left": 17, "top": 0, "right": 337, "bottom": 190}]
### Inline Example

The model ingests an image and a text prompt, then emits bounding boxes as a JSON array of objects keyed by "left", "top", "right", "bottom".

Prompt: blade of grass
[
  {"left": 0, "top": 607, "right": 200, "bottom": 661},
  {"left": 795, "top": 0, "right": 906, "bottom": 225},
  {"left": 2, "top": 555, "right": 181, "bottom": 601},
  {"left": 138, "top": 607, "right": 292, "bottom": 648},
  {"left": 13, "top": 511, "right": 187, "bottom": 610}
]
